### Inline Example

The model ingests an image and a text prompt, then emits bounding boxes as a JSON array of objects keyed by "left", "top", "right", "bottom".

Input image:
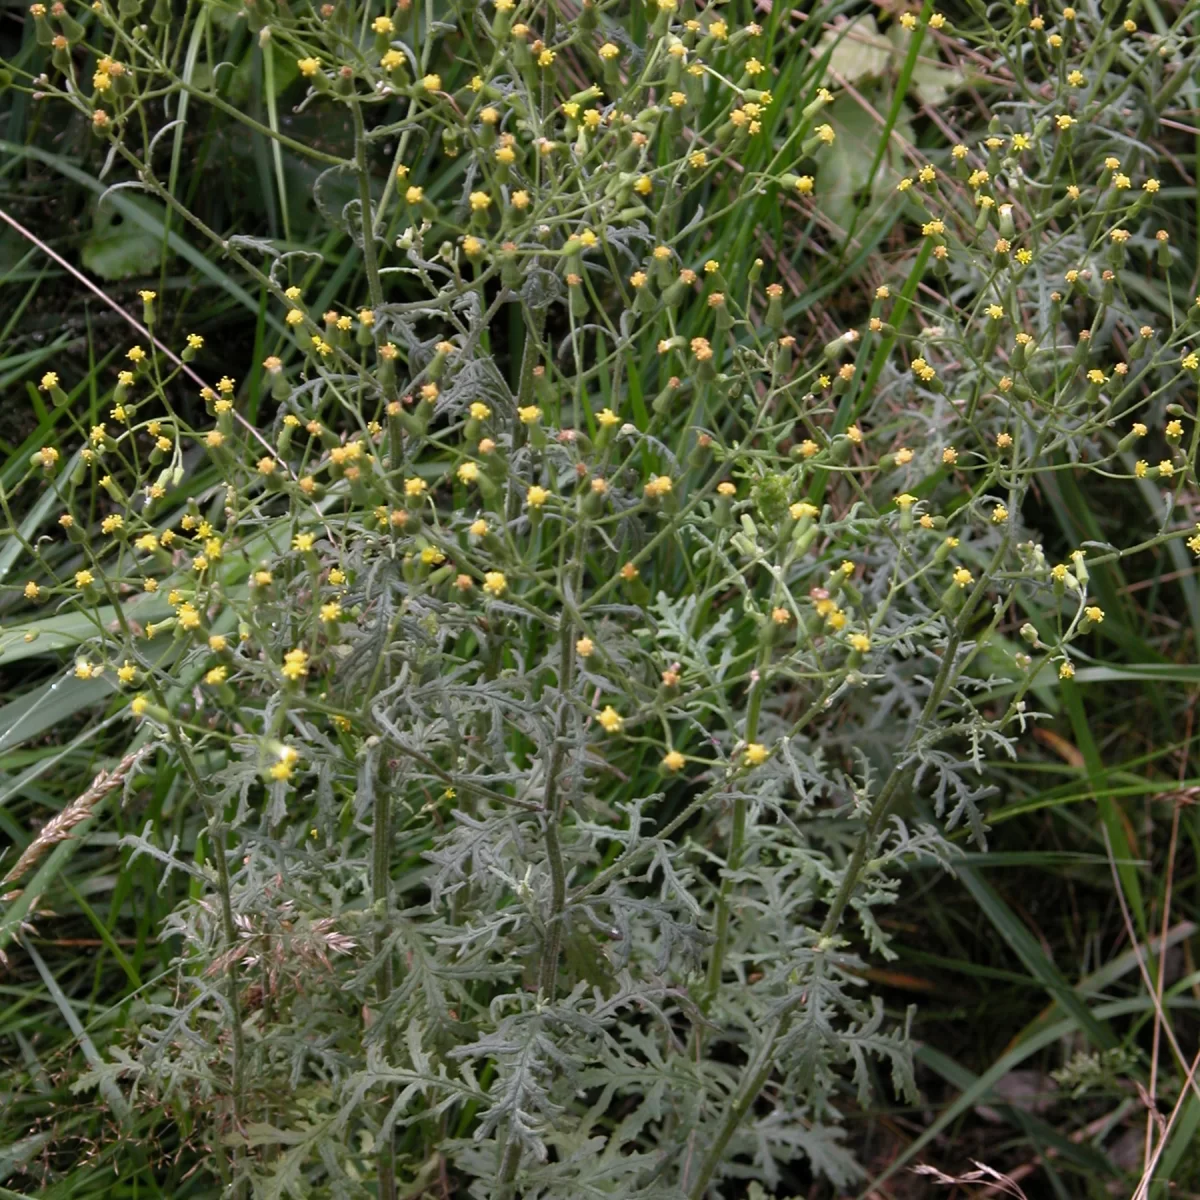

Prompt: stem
[
  {"left": 702, "top": 642, "right": 771, "bottom": 1008},
  {"left": 372, "top": 754, "right": 397, "bottom": 1200},
  {"left": 353, "top": 101, "right": 385, "bottom": 311},
  {"left": 499, "top": 545, "right": 581, "bottom": 1200},
  {"left": 536, "top": 625, "right": 575, "bottom": 998},
  {"left": 505, "top": 308, "right": 547, "bottom": 523},
  {"left": 208, "top": 809, "right": 248, "bottom": 1123}
]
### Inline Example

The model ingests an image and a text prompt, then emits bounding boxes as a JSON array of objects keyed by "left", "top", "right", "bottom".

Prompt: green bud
[{"left": 1070, "top": 549, "right": 1088, "bottom": 586}]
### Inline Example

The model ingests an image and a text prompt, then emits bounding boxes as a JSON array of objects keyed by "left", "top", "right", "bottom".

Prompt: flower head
[{"left": 597, "top": 705, "right": 623, "bottom": 733}]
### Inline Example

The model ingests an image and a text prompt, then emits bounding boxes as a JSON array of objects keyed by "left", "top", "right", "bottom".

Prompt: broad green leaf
[
  {"left": 81, "top": 195, "right": 169, "bottom": 282},
  {"left": 817, "top": 95, "right": 914, "bottom": 235},
  {"left": 818, "top": 15, "right": 891, "bottom": 84},
  {"left": 886, "top": 24, "right": 967, "bottom": 106}
]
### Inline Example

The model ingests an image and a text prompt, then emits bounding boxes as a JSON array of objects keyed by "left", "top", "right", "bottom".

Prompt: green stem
[
  {"left": 536, "top": 624, "right": 576, "bottom": 998},
  {"left": 353, "top": 101, "right": 385, "bottom": 311},
  {"left": 702, "top": 640, "right": 771, "bottom": 1008},
  {"left": 506, "top": 307, "right": 547, "bottom": 523},
  {"left": 372, "top": 754, "right": 397, "bottom": 1200}
]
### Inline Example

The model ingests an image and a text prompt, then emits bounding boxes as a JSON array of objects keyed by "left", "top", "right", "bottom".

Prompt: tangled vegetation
[{"left": 1, "top": 0, "right": 1199, "bottom": 1196}]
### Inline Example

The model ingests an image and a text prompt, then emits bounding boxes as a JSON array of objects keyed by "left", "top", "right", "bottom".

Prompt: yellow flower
[
  {"left": 1059, "top": 661, "right": 1075, "bottom": 680},
  {"left": 526, "top": 485, "right": 549, "bottom": 508},
  {"left": 743, "top": 742, "right": 769, "bottom": 765},
  {"left": 952, "top": 567, "right": 972, "bottom": 588},
  {"left": 518, "top": 405, "right": 541, "bottom": 425},
  {"left": 483, "top": 571, "right": 507, "bottom": 595},
  {"left": 848, "top": 633, "right": 871, "bottom": 653},
  {"left": 992, "top": 505, "right": 1009, "bottom": 523},
  {"left": 469, "top": 190, "right": 492, "bottom": 212},
  {"left": 74, "top": 569, "right": 94, "bottom": 589},
  {"left": 320, "top": 601, "right": 343, "bottom": 622},
  {"left": 405, "top": 477, "right": 428, "bottom": 498},
  {"left": 281, "top": 648, "right": 309, "bottom": 681},
  {"left": 662, "top": 749, "right": 686, "bottom": 772},
  {"left": 421, "top": 73, "right": 442, "bottom": 91},
  {"left": 297, "top": 57, "right": 321, "bottom": 76},
  {"left": 597, "top": 705, "right": 623, "bottom": 733},
  {"left": 457, "top": 462, "right": 480, "bottom": 484}
]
